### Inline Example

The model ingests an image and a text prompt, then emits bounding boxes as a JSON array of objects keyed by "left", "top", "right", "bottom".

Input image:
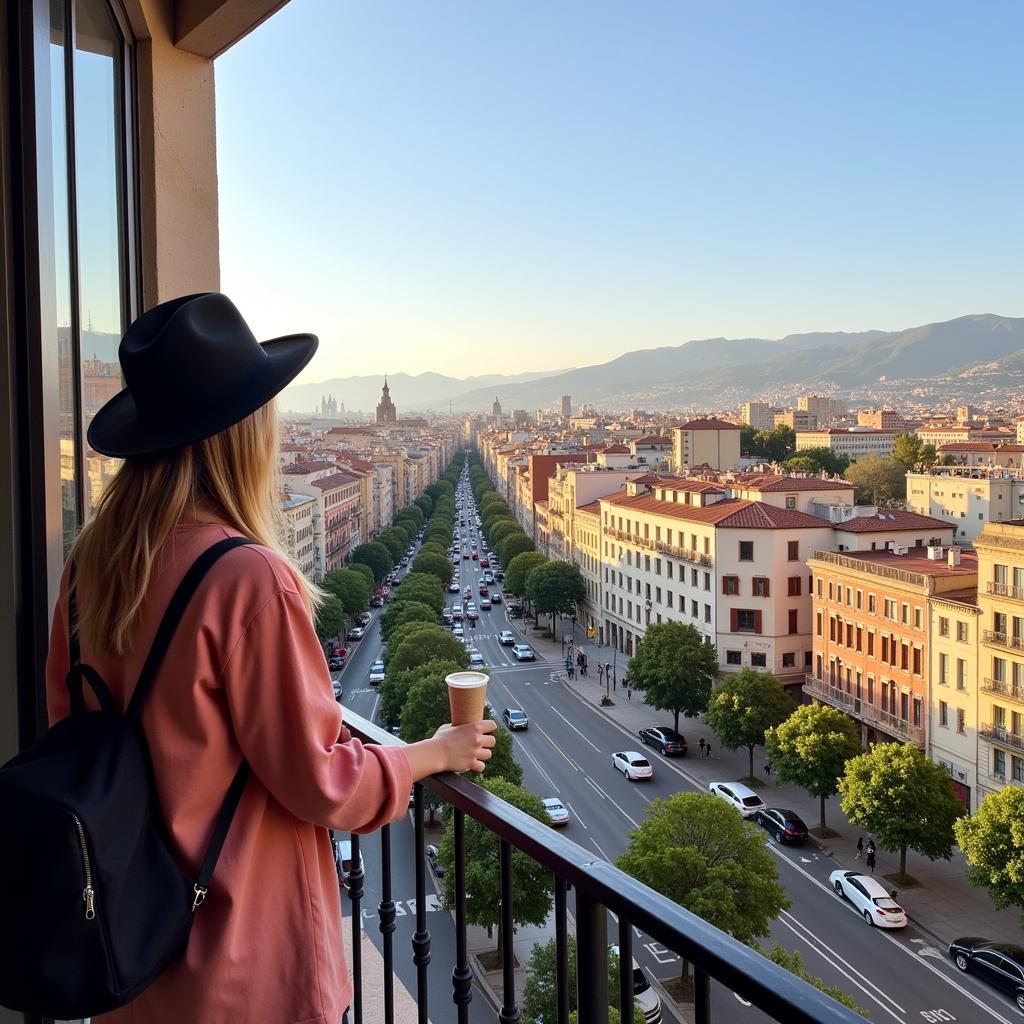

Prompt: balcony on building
[
  {"left": 803, "top": 674, "right": 925, "bottom": 747},
  {"left": 981, "top": 722, "right": 1024, "bottom": 754},
  {"left": 986, "top": 581, "right": 1024, "bottom": 602},
  {"left": 982, "top": 629, "right": 1024, "bottom": 652},
  {"left": 981, "top": 677, "right": 1024, "bottom": 703}
]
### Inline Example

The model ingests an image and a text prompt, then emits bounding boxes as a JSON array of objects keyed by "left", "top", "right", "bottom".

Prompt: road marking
[
  {"left": 534, "top": 722, "right": 583, "bottom": 772},
  {"left": 565, "top": 801, "right": 588, "bottom": 829},
  {"left": 548, "top": 705, "right": 602, "bottom": 752},
  {"left": 590, "top": 836, "right": 610, "bottom": 861},
  {"left": 370, "top": 694, "right": 380, "bottom": 723},
  {"left": 586, "top": 776, "right": 640, "bottom": 828},
  {"left": 511, "top": 734, "right": 559, "bottom": 791}
]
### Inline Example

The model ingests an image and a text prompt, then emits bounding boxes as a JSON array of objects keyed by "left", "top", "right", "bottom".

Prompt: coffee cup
[{"left": 446, "top": 671, "right": 488, "bottom": 726}]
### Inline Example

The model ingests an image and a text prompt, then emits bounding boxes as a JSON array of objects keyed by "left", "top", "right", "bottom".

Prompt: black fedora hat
[{"left": 87, "top": 293, "right": 318, "bottom": 458}]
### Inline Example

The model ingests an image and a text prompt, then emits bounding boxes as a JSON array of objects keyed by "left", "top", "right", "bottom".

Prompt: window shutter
[
  {"left": 763, "top": 578, "right": 770, "bottom": 597},
  {"left": 753, "top": 610, "right": 763, "bottom": 634},
  {"left": 723, "top": 576, "right": 729, "bottom": 595},
  {"left": 730, "top": 608, "right": 739, "bottom": 631}
]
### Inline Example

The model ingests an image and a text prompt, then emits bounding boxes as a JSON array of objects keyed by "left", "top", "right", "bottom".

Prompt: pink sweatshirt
[{"left": 44, "top": 523, "right": 412, "bottom": 1024}]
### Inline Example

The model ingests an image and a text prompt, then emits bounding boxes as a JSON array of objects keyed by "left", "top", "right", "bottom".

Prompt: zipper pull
[
  {"left": 83, "top": 885, "right": 96, "bottom": 920},
  {"left": 192, "top": 884, "right": 208, "bottom": 912}
]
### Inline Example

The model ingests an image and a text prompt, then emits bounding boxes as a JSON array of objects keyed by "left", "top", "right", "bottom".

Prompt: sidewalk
[{"left": 524, "top": 615, "right": 1021, "bottom": 947}]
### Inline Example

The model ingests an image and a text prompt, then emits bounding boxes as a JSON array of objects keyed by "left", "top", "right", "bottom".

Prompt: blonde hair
[{"left": 68, "top": 398, "right": 328, "bottom": 656}]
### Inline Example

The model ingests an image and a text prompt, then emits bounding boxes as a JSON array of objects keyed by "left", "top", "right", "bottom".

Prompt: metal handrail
[
  {"left": 986, "top": 581, "right": 1024, "bottom": 601},
  {"left": 344, "top": 709, "right": 862, "bottom": 1023},
  {"left": 983, "top": 629, "right": 1024, "bottom": 651},
  {"left": 982, "top": 723, "right": 1024, "bottom": 752},
  {"left": 803, "top": 675, "right": 924, "bottom": 746},
  {"left": 981, "top": 677, "right": 1024, "bottom": 701}
]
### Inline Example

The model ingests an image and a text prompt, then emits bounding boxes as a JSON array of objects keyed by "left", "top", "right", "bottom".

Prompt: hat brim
[{"left": 86, "top": 333, "right": 318, "bottom": 458}]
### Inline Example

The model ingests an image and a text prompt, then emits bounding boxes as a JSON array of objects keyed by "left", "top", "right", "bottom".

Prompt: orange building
[{"left": 806, "top": 546, "right": 978, "bottom": 749}]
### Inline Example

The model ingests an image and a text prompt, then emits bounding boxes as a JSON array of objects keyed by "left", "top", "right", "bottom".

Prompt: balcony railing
[
  {"left": 343, "top": 710, "right": 861, "bottom": 1024},
  {"left": 981, "top": 723, "right": 1024, "bottom": 753},
  {"left": 986, "top": 581, "right": 1024, "bottom": 602},
  {"left": 803, "top": 675, "right": 925, "bottom": 747},
  {"left": 982, "top": 629, "right": 1024, "bottom": 652},
  {"left": 981, "top": 677, "right": 1024, "bottom": 702}
]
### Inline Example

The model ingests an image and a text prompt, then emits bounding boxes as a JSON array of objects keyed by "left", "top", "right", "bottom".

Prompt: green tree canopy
[
  {"left": 616, "top": 792, "right": 790, "bottom": 986},
  {"left": 838, "top": 742, "right": 966, "bottom": 881},
  {"left": 351, "top": 541, "right": 392, "bottom": 583},
  {"left": 486, "top": 519, "right": 520, "bottom": 547},
  {"left": 782, "top": 447, "right": 851, "bottom": 476},
  {"left": 417, "top": 541, "right": 450, "bottom": 561},
  {"left": 763, "top": 704, "right": 863, "bottom": 832},
  {"left": 504, "top": 551, "right": 548, "bottom": 598},
  {"left": 390, "top": 625, "right": 470, "bottom": 675},
  {"left": 411, "top": 551, "right": 454, "bottom": 586},
  {"left": 526, "top": 560, "right": 586, "bottom": 637},
  {"left": 497, "top": 532, "right": 535, "bottom": 566},
  {"left": 843, "top": 454, "right": 907, "bottom": 506},
  {"left": 706, "top": 669, "right": 795, "bottom": 780},
  {"left": 891, "top": 433, "right": 923, "bottom": 468},
  {"left": 347, "top": 561, "right": 375, "bottom": 592},
  {"left": 426, "top": 480, "right": 454, "bottom": 502},
  {"left": 955, "top": 786, "right": 1024, "bottom": 914},
  {"left": 375, "top": 529, "right": 406, "bottom": 563},
  {"left": 396, "top": 503, "right": 424, "bottom": 529},
  {"left": 745, "top": 424, "right": 796, "bottom": 461},
  {"left": 399, "top": 663, "right": 457, "bottom": 743},
  {"left": 383, "top": 621, "right": 449, "bottom": 671},
  {"left": 437, "top": 777, "right": 554, "bottom": 961},
  {"left": 626, "top": 621, "right": 718, "bottom": 731},
  {"left": 756, "top": 944, "right": 868, "bottom": 1017},
  {"left": 314, "top": 594, "right": 345, "bottom": 643},
  {"left": 322, "top": 567, "right": 372, "bottom": 617},
  {"left": 388, "top": 522, "right": 411, "bottom": 547},
  {"left": 391, "top": 572, "right": 445, "bottom": 614},
  {"left": 379, "top": 600, "right": 439, "bottom": 643},
  {"left": 414, "top": 494, "right": 433, "bottom": 518}
]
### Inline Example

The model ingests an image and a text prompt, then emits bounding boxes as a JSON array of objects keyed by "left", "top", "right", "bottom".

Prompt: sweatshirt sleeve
[{"left": 221, "top": 588, "right": 412, "bottom": 833}]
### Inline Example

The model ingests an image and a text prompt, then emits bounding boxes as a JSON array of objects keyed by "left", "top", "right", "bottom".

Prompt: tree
[
  {"left": 437, "top": 777, "right": 554, "bottom": 963},
  {"left": 411, "top": 550, "right": 454, "bottom": 586},
  {"left": 396, "top": 504, "right": 424, "bottom": 529},
  {"left": 351, "top": 541, "right": 392, "bottom": 583},
  {"left": 379, "top": 600, "right": 439, "bottom": 642},
  {"left": 750, "top": 424, "right": 796, "bottom": 462},
  {"left": 955, "top": 786, "right": 1024, "bottom": 914},
  {"left": 763, "top": 705, "right": 863, "bottom": 833},
  {"left": 838, "top": 742, "right": 966, "bottom": 882},
  {"left": 400, "top": 666, "right": 457, "bottom": 743},
  {"left": 920, "top": 443, "right": 937, "bottom": 465},
  {"left": 755, "top": 944, "right": 868, "bottom": 1017},
  {"left": 705, "top": 669, "right": 795, "bottom": 781},
  {"left": 843, "top": 455, "right": 907, "bottom": 506},
  {"left": 347, "top": 561, "right": 375, "bottom": 592},
  {"left": 891, "top": 433, "right": 923, "bottom": 468},
  {"left": 414, "top": 494, "right": 433, "bottom": 518},
  {"left": 526, "top": 560, "right": 586, "bottom": 638},
  {"left": 626, "top": 622, "right": 718, "bottom": 731},
  {"left": 375, "top": 529, "right": 405, "bottom": 563},
  {"left": 378, "top": 666, "right": 417, "bottom": 727},
  {"left": 314, "top": 594, "right": 345, "bottom": 643},
  {"left": 497, "top": 532, "right": 535, "bottom": 566},
  {"left": 782, "top": 447, "right": 850, "bottom": 476},
  {"left": 383, "top": 620, "right": 450, "bottom": 671},
  {"left": 322, "top": 567, "right": 371, "bottom": 616},
  {"left": 740, "top": 424, "right": 759, "bottom": 456},
  {"left": 390, "top": 625, "right": 470, "bottom": 674},
  {"left": 504, "top": 551, "right": 548, "bottom": 598},
  {"left": 486, "top": 519, "right": 520, "bottom": 547},
  {"left": 390, "top": 572, "right": 445, "bottom": 614},
  {"left": 616, "top": 792, "right": 790, "bottom": 988}
]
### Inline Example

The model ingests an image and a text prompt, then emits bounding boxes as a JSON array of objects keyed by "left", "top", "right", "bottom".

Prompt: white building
[
  {"left": 906, "top": 466, "right": 1024, "bottom": 546},
  {"left": 280, "top": 490, "right": 316, "bottom": 580},
  {"left": 795, "top": 428, "right": 897, "bottom": 460}
]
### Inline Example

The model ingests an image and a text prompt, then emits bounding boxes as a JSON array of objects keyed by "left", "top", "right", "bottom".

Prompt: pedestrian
[
  {"left": 705, "top": 742, "right": 712, "bottom": 758},
  {"left": 698, "top": 737, "right": 706, "bottom": 757},
  {"left": 855, "top": 837, "right": 864, "bottom": 860},
  {"left": 627, "top": 686, "right": 632, "bottom": 701},
  {"left": 764, "top": 761, "right": 772, "bottom": 777},
  {"left": 41, "top": 294, "right": 498, "bottom": 1023},
  {"left": 597, "top": 663, "right": 604, "bottom": 679},
  {"left": 866, "top": 848, "right": 876, "bottom": 874}
]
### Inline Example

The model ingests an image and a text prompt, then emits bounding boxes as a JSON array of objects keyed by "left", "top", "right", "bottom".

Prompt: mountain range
[{"left": 281, "top": 313, "right": 1024, "bottom": 414}]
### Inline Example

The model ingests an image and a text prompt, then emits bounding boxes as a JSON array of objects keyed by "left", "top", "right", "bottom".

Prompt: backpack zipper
[{"left": 71, "top": 813, "right": 96, "bottom": 920}]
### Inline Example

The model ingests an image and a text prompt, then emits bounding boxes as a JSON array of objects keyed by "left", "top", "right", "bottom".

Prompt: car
[
  {"left": 464, "top": 586, "right": 473, "bottom": 599},
  {"left": 610, "top": 947, "right": 663, "bottom": 1023},
  {"left": 478, "top": 585, "right": 489, "bottom": 597},
  {"left": 425, "top": 844, "right": 445, "bottom": 879},
  {"left": 480, "top": 598, "right": 491, "bottom": 610},
  {"left": 462, "top": 551, "right": 469, "bottom": 559},
  {"left": 346, "top": 626, "right": 365, "bottom": 641},
  {"left": 507, "top": 603, "right": 523, "bottom": 619},
  {"left": 369, "top": 661, "right": 386, "bottom": 685},
  {"left": 490, "top": 591, "right": 502, "bottom": 603},
  {"left": 542, "top": 797, "right": 569, "bottom": 827},
  {"left": 448, "top": 581, "right": 460, "bottom": 592},
  {"left": 468, "top": 649, "right": 486, "bottom": 668},
  {"left": 638, "top": 726, "right": 687, "bottom": 756},
  {"left": 498, "top": 630, "right": 516, "bottom": 645},
  {"left": 357, "top": 611, "right": 372, "bottom": 626},
  {"left": 471, "top": 550, "right": 478, "bottom": 560},
  {"left": 451, "top": 606, "right": 464, "bottom": 621},
  {"left": 453, "top": 625, "right": 464, "bottom": 639},
  {"left": 494, "top": 569, "right": 505, "bottom": 581},
  {"left": 708, "top": 782, "right": 766, "bottom": 818},
  {"left": 331, "top": 678, "right": 343, "bottom": 701},
  {"left": 479, "top": 558, "right": 489, "bottom": 568},
  {"left": 400, "top": 557, "right": 409, "bottom": 567},
  {"left": 370, "top": 595, "right": 384, "bottom": 607},
  {"left": 512, "top": 643, "right": 535, "bottom": 661},
  {"left": 327, "top": 654, "right": 344, "bottom": 671},
  {"left": 754, "top": 807, "right": 809, "bottom": 845},
  {"left": 503, "top": 707, "right": 529, "bottom": 730},
  {"left": 332, "top": 836, "right": 365, "bottom": 887},
  {"left": 483, "top": 571, "right": 494, "bottom": 584},
  {"left": 612, "top": 751, "right": 653, "bottom": 781},
  {"left": 830, "top": 870, "right": 907, "bottom": 928},
  {"left": 948, "top": 938, "right": 1024, "bottom": 1011}
]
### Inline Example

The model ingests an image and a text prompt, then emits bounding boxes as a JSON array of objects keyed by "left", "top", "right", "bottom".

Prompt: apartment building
[
  {"left": 906, "top": 465, "right": 1024, "bottom": 546},
  {"left": 574, "top": 502, "right": 603, "bottom": 638},
  {"left": 798, "top": 395, "right": 844, "bottom": 426},
  {"left": 280, "top": 490, "right": 317, "bottom": 579},
  {"left": 974, "top": 522, "right": 1024, "bottom": 804},
  {"left": 917, "top": 424, "right": 1013, "bottom": 448},
  {"left": 312, "top": 471, "right": 362, "bottom": 573},
  {"left": 628, "top": 435, "right": 672, "bottom": 469},
  {"left": 671, "top": 418, "right": 742, "bottom": 472},
  {"left": 937, "top": 442, "right": 1024, "bottom": 468},
  {"left": 795, "top": 428, "right": 897, "bottom": 460},
  {"left": 857, "top": 409, "right": 908, "bottom": 431},
  {"left": 775, "top": 409, "right": 818, "bottom": 431},
  {"left": 806, "top": 546, "right": 978, "bottom": 750},
  {"left": 741, "top": 402, "right": 777, "bottom": 432}
]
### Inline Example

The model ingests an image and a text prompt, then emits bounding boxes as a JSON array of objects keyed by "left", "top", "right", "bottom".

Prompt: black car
[
  {"left": 949, "top": 938, "right": 1024, "bottom": 1011},
  {"left": 327, "top": 655, "right": 344, "bottom": 671},
  {"left": 507, "top": 603, "right": 523, "bottom": 619},
  {"left": 754, "top": 807, "right": 809, "bottom": 845},
  {"left": 638, "top": 726, "right": 687, "bottom": 756}
]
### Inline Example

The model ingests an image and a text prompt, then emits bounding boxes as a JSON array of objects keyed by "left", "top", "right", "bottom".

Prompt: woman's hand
[{"left": 432, "top": 720, "right": 498, "bottom": 774}]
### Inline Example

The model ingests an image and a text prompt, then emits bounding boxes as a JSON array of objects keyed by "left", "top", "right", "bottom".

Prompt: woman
[{"left": 44, "top": 294, "right": 495, "bottom": 1024}]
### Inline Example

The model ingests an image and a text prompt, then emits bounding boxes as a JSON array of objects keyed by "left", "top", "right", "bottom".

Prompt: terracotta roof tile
[
  {"left": 601, "top": 493, "right": 830, "bottom": 529},
  {"left": 833, "top": 510, "right": 952, "bottom": 533},
  {"left": 734, "top": 474, "right": 852, "bottom": 492}
]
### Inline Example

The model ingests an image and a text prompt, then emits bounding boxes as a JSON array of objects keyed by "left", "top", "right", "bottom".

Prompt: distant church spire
[{"left": 376, "top": 375, "right": 397, "bottom": 424}]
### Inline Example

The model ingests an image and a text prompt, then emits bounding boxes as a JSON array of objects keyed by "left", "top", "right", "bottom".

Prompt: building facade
[
  {"left": 906, "top": 466, "right": 1024, "bottom": 546},
  {"left": 671, "top": 418, "right": 742, "bottom": 471},
  {"left": 795, "top": 428, "right": 897, "bottom": 460}
]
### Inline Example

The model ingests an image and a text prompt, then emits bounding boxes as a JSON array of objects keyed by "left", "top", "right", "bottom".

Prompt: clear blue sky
[{"left": 215, "top": 1, "right": 1024, "bottom": 383}]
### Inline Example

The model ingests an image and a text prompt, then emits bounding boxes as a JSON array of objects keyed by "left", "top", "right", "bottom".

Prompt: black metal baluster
[
  {"left": 348, "top": 833, "right": 364, "bottom": 1024},
  {"left": 378, "top": 824, "right": 395, "bottom": 1024},
  {"left": 498, "top": 839, "right": 520, "bottom": 1022},
  {"left": 694, "top": 965, "right": 711, "bottom": 1024},
  {"left": 412, "top": 783, "right": 431, "bottom": 1024},
  {"left": 452, "top": 809, "right": 472, "bottom": 1023},
  {"left": 576, "top": 891, "right": 609, "bottom": 1024},
  {"left": 554, "top": 878, "right": 569, "bottom": 1024},
  {"left": 617, "top": 915, "right": 632, "bottom": 1024}
]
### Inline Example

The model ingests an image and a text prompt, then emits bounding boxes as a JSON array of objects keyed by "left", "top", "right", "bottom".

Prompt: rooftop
[
  {"left": 673, "top": 417, "right": 742, "bottom": 431},
  {"left": 811, "top": 546, "right": 978, "bottom": 579},
  {"left": 603, "top": 493, "right": 832, "bottom": 529},
  {"left": 734, "top": 473, "right": 852, "bottom": 492},
  {"left": 832, "top": 509, "right": 951, "bottom": 533}
]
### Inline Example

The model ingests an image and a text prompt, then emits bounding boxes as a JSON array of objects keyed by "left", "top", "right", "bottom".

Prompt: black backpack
[{"left": 0, "top": 535, "right": 257, "bottom": 1018}]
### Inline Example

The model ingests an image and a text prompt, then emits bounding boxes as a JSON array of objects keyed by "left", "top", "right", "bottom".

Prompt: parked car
[
  {"left": 448, "top": 581, "right": 461, "bottom": 593},
  {"left": 512, "top": 643, "right": 535, "bottom": 661},
  {"left": 612, "top": 751, "right": 653, "bottom": 781},
  {"left": 754, "top": 807, "right": 809, "bottom": 845},
  {"left": 490, "top": 591, "right": 502, "bottom": 603},
  {"left": 331, "top": 678, "right": 343, "bottom": 701},
  {"left": 370, "top": 595, "right": 384, "bottom": 607},
  {"left": 708, "top": 781, "right": 766, "bottom": 818},
  {"left": 948, "top": 938, "right": 1024, "bottom": 1012},
  {"left": 542, "top": 797, "right": 569, "bottom": 827},
  {"left": 327, "top": 654, "right": 344, "bottom": 671},
  {"left": 425, "top": 844, "right": 445, "bottom": 879},
  {"left": 830, "top": 870, "right": 907, "bottom": 928},
  {"left": 610, "top": 947, "right": 663, "bottom": 1023},
  {"left": 346, "top": 626, "right": 365, "bottom": 641},
  {"left": 494, "top": 569, "right": 505, "bottom": 581},
  {"left": 638, "top": 726, "right": 687, "bottom": 756},
  {"left": 357, "top": 611, "right": 371, "bottom": 626},
  {"left": 503, "top": 707, "right": 529, "bottom": 730},
  {"left": 506, "top": 603, "right": 523, "bottom": 618},
  {"left": 333, "top": 836, "right": 365, "bottom": 887},
  {"left": 499, "top": 630, "right": 516, "bottom": 645},
  {"left": 453, "top": 625, "right": 464, "bottom": 639},
  {"left": 369, "top": 661, "right": 386, "bottom": 685},
  {"left": 479, "top": 558, "right": 489, "bottom": 568}
]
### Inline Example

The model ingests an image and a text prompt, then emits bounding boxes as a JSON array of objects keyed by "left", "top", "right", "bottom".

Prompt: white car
[
  {"left": 453, "top": 624, "right": 464, "bottom": 639},
  {"left": 448, "top": 581, "right": 460, "bottom": 592},
  {"left": 542, "top": 797, "right": 569, "bottom": 827},
  {"left": 512, "top": 643, "right": 535, "bottom": 661},
  {"left": 498, "top": 630, "right": 516, "bottom": 645},
  {"left": 610, "top": 947, "right": 663, "bottom": 1023},
  {"left": 346, "top": 625, "right": 365, "bottom": 640},
  {"left": 708, "top": 781, "right": 766, "bottom": 818},
  {"left": 468, "top": 649, "right": 486, "bottom": 668},
  {"left": 612, "top": 751, "right": 653, "bottom": 781},
  {"left": 369, "top": 661, "right": 385, "bottom": 685},
  {"left": 830, "top": 870, "right": 907, "bottom": 928}
]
